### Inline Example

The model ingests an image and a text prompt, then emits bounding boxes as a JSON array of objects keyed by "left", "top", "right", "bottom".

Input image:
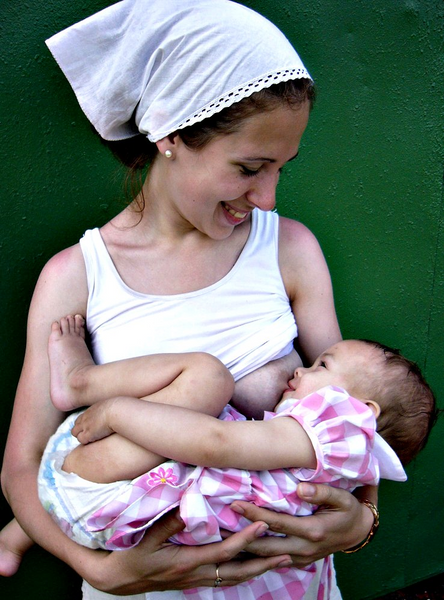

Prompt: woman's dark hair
[
  {"left": 101, "top": 78, "right": 315, "bottom": 207},
  {"left": 178, "top": 77, "right": 315, "bottom": 151}
]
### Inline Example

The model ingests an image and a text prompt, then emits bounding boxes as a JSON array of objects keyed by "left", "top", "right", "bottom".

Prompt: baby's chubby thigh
[{"left": 65, "top": 432, "right": 155, "bottom": 484}]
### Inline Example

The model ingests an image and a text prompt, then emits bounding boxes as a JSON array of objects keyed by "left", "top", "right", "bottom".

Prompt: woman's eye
[{"left": 240, "top": 165, "right": 260, "bottom": 177}]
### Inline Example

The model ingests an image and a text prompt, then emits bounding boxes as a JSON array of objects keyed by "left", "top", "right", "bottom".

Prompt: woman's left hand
[
  {"left": 93, "top": 510, "right": 293, "bottom": 594},
  {"left": 230, "top": 482, "right": 377, "bottom": 567}
]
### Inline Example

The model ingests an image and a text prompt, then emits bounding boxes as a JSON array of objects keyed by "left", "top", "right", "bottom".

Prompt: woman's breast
[{"left": 230, "top": 349, "right": 303, "bottom": 419}]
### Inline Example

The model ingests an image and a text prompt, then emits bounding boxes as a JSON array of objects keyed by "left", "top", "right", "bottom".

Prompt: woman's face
[{"left": 161, "top": 101, "right": 310, "bottom": 240}]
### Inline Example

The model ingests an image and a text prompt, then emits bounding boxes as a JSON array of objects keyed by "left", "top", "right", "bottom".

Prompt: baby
[{"left": 3, "top": 316, "right": 438, "bottom": 597}]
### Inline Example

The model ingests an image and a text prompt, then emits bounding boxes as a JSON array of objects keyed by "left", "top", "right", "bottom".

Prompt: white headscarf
[{"left": 46, "top": 0, "right": 311, "bottom": 142}]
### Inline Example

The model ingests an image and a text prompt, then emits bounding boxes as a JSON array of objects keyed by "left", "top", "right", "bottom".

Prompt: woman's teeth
[{"left": 224, "top": 203, "right": 248, "bottom": 219}]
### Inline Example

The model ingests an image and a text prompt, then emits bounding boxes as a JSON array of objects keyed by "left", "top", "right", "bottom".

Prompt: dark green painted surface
[{"left": 1, "top": 1, "right": 443, "bottom": 598}]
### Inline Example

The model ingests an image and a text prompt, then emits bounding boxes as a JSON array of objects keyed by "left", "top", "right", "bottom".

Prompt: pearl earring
[{"left": 164, "top": 150, "right": 173, "bottom": 158}]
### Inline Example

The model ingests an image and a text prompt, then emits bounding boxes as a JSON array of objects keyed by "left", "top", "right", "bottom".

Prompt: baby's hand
[{"left": 71, "top": 399, "right": 115, "bottom": 444}]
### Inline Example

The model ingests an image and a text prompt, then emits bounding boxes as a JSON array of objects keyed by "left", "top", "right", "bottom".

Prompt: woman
[{"left": 1, "top": 0, "right": 377, "bottom": 597}]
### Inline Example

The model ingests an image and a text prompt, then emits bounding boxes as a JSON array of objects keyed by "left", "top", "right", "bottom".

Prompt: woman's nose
[{"left": 246, "top": 174, "right": 278, "bottom": 212}]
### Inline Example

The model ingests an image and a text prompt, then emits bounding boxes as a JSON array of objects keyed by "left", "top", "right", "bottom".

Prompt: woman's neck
[{"left": 102, "top": 207, "right": 251, "bottom": 297}]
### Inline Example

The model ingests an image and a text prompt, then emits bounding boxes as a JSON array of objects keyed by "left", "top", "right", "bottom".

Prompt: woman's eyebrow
[{"left": 241, "top": 152, "right": 299, "bottom": 163}]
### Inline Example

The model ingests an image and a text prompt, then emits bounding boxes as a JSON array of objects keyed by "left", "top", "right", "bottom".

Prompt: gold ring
[{"left": 214, "top": 564, "right": 223, "bottom": 587}]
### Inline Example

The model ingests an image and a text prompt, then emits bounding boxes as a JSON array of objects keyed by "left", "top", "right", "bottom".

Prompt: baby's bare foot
[
  {"left": 0, "top": 543, "right": 22, "bottom": 577},
  {"left": 0, "top": 519, "right": 33, "bottom": 577},
  {"left": 48, "top": 315, "right": 94, "bottom": 411}
]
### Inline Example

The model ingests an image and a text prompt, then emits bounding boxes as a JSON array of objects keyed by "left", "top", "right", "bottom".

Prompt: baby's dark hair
[{"left": 360, "top": 340, "right": 438, "bottom": 465}]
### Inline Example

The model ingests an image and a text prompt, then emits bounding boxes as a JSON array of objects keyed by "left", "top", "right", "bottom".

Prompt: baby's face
[{"left": 278, "top": 340, "right": 379, "bottom": 405}]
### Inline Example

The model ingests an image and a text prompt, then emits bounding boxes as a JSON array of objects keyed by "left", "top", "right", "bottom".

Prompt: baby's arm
[{"left": 72, "top": 397, "right": 317, "bottom": 471}]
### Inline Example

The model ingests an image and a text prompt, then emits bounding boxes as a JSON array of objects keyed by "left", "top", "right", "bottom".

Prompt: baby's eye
[
  {"left": 240, "top": 165, "right": 260, "bottom": 177},
  {"left": 319, "top": 361, "right": 327, "bottom": 368}
]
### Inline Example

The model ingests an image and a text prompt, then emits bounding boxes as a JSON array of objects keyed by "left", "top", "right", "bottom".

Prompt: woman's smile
[
  {"left": 161, "top": 103, "right": 310, "bottom": 240},
  {"left": 222, "top": 202, "right": 250, "bottom": 223}
]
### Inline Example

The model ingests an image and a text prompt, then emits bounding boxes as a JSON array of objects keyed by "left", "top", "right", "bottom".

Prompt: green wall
[{"left": 1, "top": 1, "right": 443, "bottom": 598}]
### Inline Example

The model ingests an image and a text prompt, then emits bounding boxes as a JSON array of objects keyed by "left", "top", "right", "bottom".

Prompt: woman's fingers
[
  {"left": 230, "top": 483, "right": 369, "bottom": 565},
  {"left": 145, "top": 507, "right": 187, "bottom": 548},
  {"left": 178, "top": 521, "right": 292, "bottom": 588},
  {"left": 102, "top": 510, "right": 291, "bottom": 594},
  {"left": 232, "top": 483, "right": 355, "bottom": 537},
  {"left": 187, "top": 520, "right": 289, "bottom": 566},
  {"left": 106, "top": 480, "right": 375, "bottom": 593},
  {"left": 193, "top": 553, "right": 293, "bottom": 589},
  {"left": 296, "top": 481, "right": 356, "bottom": 510}
]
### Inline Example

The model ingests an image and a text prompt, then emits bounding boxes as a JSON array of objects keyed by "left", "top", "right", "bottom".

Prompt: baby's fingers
[
  {"left": 71, "top": 412, "right": 98, "bottom": 444},
  {"left": 71, "top": 417, "right": 90, "bottom": 444},
  {"left": 71, "top": 414, "right": 82, "bottom": 435}
]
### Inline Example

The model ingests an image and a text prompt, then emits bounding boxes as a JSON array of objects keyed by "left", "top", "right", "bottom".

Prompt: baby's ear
[{"left": 365, "top": 400, "right": 381, "bottom": 419}]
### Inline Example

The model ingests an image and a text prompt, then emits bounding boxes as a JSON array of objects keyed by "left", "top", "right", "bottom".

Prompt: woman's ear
[
  {"left": 365, "top": 400, "right": 381, "bottom": 419},
  {"left": 156, "top": 132, "right": 179, "bottom": 156}
]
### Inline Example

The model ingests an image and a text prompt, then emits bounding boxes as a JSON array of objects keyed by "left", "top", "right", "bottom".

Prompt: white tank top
[{"left": 80, "top": 209, "right": 297, "bottom": 381}]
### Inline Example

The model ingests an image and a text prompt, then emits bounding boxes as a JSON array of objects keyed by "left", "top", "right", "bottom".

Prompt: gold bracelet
[{"left": 341, "top": 499, "right": 379, "bottom": 554}]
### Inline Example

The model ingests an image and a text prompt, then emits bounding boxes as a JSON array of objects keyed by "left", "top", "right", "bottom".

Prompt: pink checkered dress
[{"left": 82, "top": 385, "right": 403, "bottom": 599}]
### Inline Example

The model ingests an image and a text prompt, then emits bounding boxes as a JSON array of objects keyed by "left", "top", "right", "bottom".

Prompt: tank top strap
[{"left": 80, "top": 228, "right": 118, "bottom": 295}]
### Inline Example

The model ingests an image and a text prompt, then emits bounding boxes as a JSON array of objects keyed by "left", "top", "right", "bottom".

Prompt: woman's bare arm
[
  {"left": 1, "top": 245, "right": 104, "bottom": 579},
  {"left": 1, "top": 245, "right": 291, "bottom": 592},
  {"left": 279, "top": 217, "right": 342, "bottom": 363},
  {"left": 230, "top": 217, "right": 376, "bottom": 564}
]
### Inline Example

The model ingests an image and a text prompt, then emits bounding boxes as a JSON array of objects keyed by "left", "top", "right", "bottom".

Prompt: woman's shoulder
[
  {"left": 278, "top": 216, "right": 325, "bottom": 271},
  {"left": 34, "top": 243, "right": 88, "bottom": 310},
  {"left": 42, "top": 242, "right": 85, "bottom": 279},
  {"left": 23, "top": 242, "right": 88, "bottom": 343},
  {"left": 278, "top": 216, "right": 319, "bottom": 250}
]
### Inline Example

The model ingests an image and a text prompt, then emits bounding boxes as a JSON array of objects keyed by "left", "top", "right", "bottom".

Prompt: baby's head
[{"left": 282, "top": 339, "right": 437, "bottom": 465}]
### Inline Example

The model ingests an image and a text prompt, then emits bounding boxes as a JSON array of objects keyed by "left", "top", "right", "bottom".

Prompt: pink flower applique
[{"left": 147, "top": 466, "right": 178, "bottom": 487}]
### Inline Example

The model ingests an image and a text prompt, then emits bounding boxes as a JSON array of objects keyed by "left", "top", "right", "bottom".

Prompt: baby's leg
[
  {"left": 49, "top": 315, "right": 233, "bottom": 416},
  {"left": 64, "top": 351, "right": 234, "bottom": 482},
  {"left": 0, "top": 518, "right": 33, "bottom": 577},
  {"left": 63, "top": 428, "right": 165, "bottom": 483},
  {"left": 60, "top": 334, "right": 234, "bottom": 483}
]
